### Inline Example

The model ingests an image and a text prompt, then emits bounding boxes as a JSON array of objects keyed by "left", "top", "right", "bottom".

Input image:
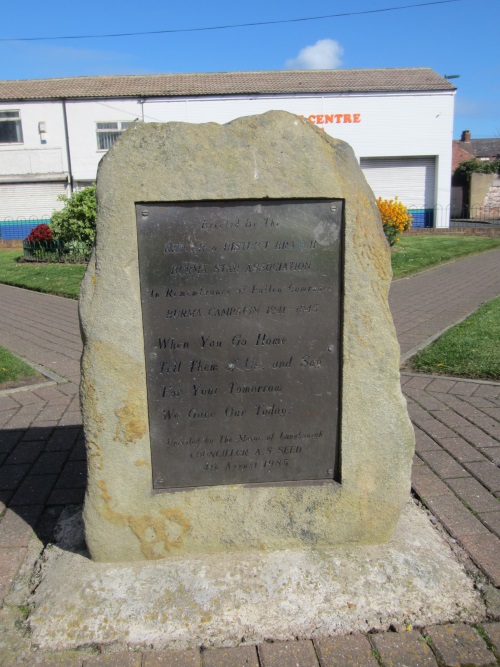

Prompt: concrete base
[{"left": 30, "top": 501, "right": 484, "bottom": 651}]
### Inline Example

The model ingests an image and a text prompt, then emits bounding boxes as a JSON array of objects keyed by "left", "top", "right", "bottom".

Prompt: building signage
[{"left": 305, "top": 114, "right": 361, "bottom": 126}]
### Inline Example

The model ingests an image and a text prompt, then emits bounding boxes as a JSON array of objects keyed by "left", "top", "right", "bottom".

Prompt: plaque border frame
[{"left": 135, "top": 197, "right": 345, "bottom": 492}]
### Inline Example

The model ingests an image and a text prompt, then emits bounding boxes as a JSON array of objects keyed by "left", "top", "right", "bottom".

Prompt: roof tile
[{"left": 0, "top": 68, "right": 455, "bottom": 101}]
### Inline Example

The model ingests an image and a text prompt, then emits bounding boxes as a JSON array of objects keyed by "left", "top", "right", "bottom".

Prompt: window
[
  {"left": 0, "top": 110, "right": 23, "bottom": 144},
  {"left": 96, "top": 121, "right": 133, "bottom": 150}
]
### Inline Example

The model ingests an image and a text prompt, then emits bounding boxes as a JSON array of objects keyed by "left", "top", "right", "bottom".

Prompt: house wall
[
  {"left": 142, "top": 91, "right": 454, "bottom": 227},
  {"left": 452, "top": 142, "right": 474, "bottom": 171},
  {"left": 470, "top": 173, "right": 496, "bottom": 209},
  {"left": 0, "top": 101, "right": 68, "bottom": 178},
  {"left": 471, "top": 172, "right": 500, "bottom": 219},
  {"left": 0, "top": 89, "right": 455, "bottom": 227},
  {"left": 65, "top": 99, "right": 141, "bottom": 182},
  {"left": 481, "top": 175, "right": 500, "bottom": 217}
]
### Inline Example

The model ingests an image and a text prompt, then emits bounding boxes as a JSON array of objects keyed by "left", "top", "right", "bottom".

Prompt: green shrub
[
  {"left": 51, "top": 185, "right": 96, "bottom": 244},
  {"left": 454, "top": 158, "right": 500, "bottom": 180}
]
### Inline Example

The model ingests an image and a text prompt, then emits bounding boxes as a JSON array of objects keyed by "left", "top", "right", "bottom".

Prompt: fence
[
  {"left": 0, "top": 217, "right": 51, "bottom": 241},
  {"left": 0, "top": 218, "right": 92, "bottom": 262},
  {"left": 22, "top": 240, "right": 92, "bottom": 263},
  {"left": 406, "top": 204, "right": 500, "bottom": 228},
  {"left": 450, "top": 203, "right": 500, "bottom": 223},
  {"left": 1, "top": 208, "right": 499, "bottom": 247}
]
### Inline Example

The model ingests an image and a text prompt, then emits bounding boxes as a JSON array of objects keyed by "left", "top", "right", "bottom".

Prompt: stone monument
[{"left": 79, "top": 111, "right": 414, "bottom": 562}]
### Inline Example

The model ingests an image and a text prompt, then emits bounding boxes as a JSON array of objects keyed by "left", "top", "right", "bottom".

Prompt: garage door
[
  {"left": 360, "top": 157, "right": 436, "bottom": 227},
  {"left": 0, "top": 181, "right": 67, "bottom": 239}
]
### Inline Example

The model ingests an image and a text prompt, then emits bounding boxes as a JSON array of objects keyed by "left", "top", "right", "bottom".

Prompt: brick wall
[
  {"left": 452, "top": 142, "right": 474, "bottom": 171},
  {"left": 480, "top": 176, "right": 500, "bottom": 219}
]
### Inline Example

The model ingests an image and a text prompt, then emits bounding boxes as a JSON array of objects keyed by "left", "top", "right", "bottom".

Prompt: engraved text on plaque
[{"left": 136, "top": 200, "right": 343, "bottom": 489}]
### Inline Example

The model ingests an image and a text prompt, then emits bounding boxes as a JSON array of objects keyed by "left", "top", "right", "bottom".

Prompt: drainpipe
[{"left": 61, "top": 99, "right": 74, "bottom": 193}]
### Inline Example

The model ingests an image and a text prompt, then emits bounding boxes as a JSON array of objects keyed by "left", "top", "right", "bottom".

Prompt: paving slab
[
  {"left": 258, "top": 641, "right": 318, "bottom": 667},
  {"left": 483, "top": 622, "right": 500, "bottom": 655},
  {"left": 143, "top": 650, "right": 202, "bottom": 666},
  {"left": 456, "top": 533, "right": 500, "bottom": 587},
  {"left": 82, "top": 654, "right": 142, "bottom": 667},
  {"left": 464, "top": 462, "right": 500, "bottom": 492},
  {"left": 417, "top": 449, "right": 470, "bottom": 479},
  {"left": 426, "top": 623, "right": 497, "bottom": 667},
  {"left": 202, "top": 645, "right": 259, "bottom": 666},
  {"left": 482, "top": 447, "right": 500, "bottom": 465},
  {"left": 28, "top": 653, "right": 85, "bottom": 666},
  {"left": 371, "top": 630, "right": 438, "bottom": 667},
  {"left": 314, "top": 634, "right": 379, "bottom": 667},
  {"left": 446, "top": 477, "right": 500, "bottom": 514},
  {"left": 479, "top": 511, "right": 500, "bottom": 539},
  {"left": 0, "top": 507, "right": 37, "bottom": 547},
  {"left": 438, "top": 437, "right": 489, "bottom": 463}
]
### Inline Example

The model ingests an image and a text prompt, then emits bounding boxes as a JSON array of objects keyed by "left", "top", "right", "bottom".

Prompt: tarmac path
[{"left": 0, "top": 247, "right": 499, "bottom": 665}]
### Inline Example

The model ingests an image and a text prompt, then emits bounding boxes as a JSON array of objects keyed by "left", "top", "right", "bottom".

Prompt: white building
[{"left": 0, "top": 68, "right": 456, "bottom": 237}]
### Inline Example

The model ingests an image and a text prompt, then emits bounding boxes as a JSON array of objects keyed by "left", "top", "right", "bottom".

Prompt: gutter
[{"left": 0, "top": 173, "right": 68, "bottom": 184}]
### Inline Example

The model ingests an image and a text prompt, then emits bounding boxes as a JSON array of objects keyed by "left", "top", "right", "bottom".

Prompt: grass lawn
[
  {"left": 0, "top": 346, "right": 40, "bottom": 387},
  {"left": 0, "top": 249, "right": 86, "bottom": 299},
  {"left": 408, "top": 297, "right": 500, "bottom": 381},
  {"left": 1, "top": 236, "right": 499, "bottom": 298},
  {"left": 391, "top": 235, "right": 500, "bottom": 279}
]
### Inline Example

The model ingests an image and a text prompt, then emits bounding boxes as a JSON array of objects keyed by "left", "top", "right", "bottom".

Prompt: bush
[
  {"left": 50, "top": 185, "right": 96, "bottom": 244},
  {"left": 376, "top": 197, "right": 413, "bottom": 246},
  {"left": 25, "top": 223, "right": 53, "bottom": 244},
  {"left": 454, "top": 158, "right": 500, "bottom": 181}
]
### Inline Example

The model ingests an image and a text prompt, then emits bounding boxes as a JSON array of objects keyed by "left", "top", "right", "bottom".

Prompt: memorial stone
[{"left": 80, "top": 111, "right": 414, "bottom": 562}]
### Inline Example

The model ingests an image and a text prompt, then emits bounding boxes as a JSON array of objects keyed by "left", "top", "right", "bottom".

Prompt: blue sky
[{"left": 0, "top": 0, "right": 498, "bottom": 139}]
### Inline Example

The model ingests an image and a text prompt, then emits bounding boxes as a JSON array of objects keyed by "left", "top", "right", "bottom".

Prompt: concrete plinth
[{"left": 29, "top": 501, "right": 484, "bottom": 651}]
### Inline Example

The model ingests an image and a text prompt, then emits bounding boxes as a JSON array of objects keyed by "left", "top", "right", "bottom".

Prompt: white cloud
[{"left": 285, "top": 39, "right": 343, "bottom": 70}]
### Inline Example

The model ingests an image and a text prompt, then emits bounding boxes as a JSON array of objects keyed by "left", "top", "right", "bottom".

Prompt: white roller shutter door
[
  {"left": 360, "top": 157, "right": 436, "bottom": 210},
  {"left": 0, "top": 182, "right": 67, "bottom": 220}
]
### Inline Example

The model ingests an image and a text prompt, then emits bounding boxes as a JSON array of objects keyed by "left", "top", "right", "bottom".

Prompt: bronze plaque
[{"left": 136, "top": 200, "right": 343, "bottom": 490}]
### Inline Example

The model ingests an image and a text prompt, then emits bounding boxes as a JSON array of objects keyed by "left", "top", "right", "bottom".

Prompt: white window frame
[
  {"left": 0, "top": 109, "right": 23, "bottom": 144},
  {"left": 96, "top": 121, "right": 133, "bottom": 151}
]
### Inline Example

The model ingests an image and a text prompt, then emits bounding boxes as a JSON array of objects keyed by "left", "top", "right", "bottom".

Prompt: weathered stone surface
[
  {"left": 29, "top": 502, "right": 484, "bottom": 651},
  {"left": 80, "top": 111, "right": 414, "bottom": 561}
]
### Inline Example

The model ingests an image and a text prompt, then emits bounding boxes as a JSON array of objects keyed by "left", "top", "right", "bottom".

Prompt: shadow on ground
[{"left": 0, "top": 425, "right": 87, "bottom": 553}]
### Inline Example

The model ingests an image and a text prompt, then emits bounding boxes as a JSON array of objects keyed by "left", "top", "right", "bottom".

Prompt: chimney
[{"left": 461, "top": 130, "right": 471, "bottom": 142}]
